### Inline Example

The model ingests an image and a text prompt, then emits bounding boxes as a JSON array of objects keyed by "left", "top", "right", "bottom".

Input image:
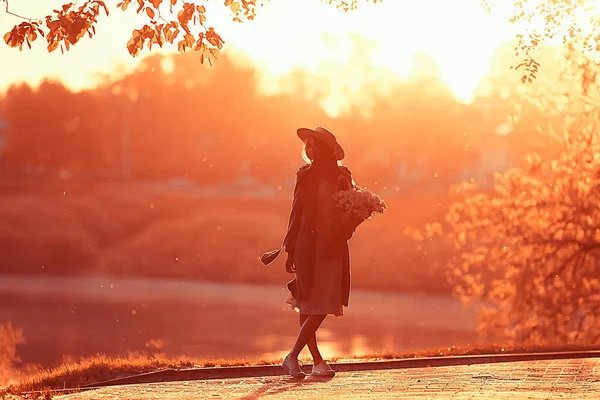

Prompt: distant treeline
[{"left": 0, "top": 47, "right": 555, "bottom": 189}]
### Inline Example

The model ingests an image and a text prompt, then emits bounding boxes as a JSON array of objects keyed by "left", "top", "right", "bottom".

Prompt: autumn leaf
[
  {"left": 48, "top": 41, "right": 59, "bottom": 52},
  {"left": 146, "top": 7, "right": 156, "bottom": 20},
  {"left": 177, "top": 39, "right": 185, "bottom": 52},
  {"left": 184, "top": 33, "right": 194, "bottom": 47},
  {"left": 97, "top": 0, "right": 109, "bottom": 16}
]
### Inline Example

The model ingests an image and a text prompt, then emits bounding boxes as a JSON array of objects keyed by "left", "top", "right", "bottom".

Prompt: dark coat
[{"left": 261, "top": 164, "right": 356, "bottom": 307}]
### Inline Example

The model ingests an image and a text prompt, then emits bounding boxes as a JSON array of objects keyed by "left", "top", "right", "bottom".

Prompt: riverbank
[{"left": 1, "top": 276, "right": 477, "bottom": 369}]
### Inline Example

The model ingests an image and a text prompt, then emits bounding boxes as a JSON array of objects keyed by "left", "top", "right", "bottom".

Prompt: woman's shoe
[
  {"left": 281, "top": 355, "right": 306, "bottom": 378},
  {"left": 311, "top": 361, "right": 335, "bottom": 377}
]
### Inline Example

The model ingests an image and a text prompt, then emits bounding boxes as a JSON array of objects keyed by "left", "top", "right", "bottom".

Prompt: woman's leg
[
  {"left": 299, "top": 313, "right": 324, "bottom": 364},
  {"left": 289, "top": 314, "right": 326, "bottom": 360}
]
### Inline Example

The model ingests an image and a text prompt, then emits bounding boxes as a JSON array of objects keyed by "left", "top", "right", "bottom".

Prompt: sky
[{"left": 0, "top": 0, "right": 522, "bottom": 114}]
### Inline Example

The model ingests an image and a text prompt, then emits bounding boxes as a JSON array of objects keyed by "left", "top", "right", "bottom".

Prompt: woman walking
[{"left": 261, "top": 126, "right": 357, "bottom": 379}]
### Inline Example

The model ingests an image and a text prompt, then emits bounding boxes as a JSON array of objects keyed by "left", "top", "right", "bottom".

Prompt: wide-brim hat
[{"left": 297, "top": 126, "right": 345, "bottom": 160}]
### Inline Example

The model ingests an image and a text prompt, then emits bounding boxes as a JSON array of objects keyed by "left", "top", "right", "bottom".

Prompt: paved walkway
[{"left": 60, "top": 358, "right": 600, "bottom": 399}]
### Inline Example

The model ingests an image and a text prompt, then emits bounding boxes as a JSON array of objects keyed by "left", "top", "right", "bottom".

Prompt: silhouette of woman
[{"left": 261, "top": 126, "right": 356, "bottom": 378}]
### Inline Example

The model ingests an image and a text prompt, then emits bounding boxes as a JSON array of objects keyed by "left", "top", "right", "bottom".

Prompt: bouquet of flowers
[{"left": 332, "top": 186, "right": 387, "bottom": 239}]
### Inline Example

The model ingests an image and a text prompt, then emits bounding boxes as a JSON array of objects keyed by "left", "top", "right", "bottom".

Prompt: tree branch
[
  {"left": 522, "top": 236, "right": 600, "bottom": 251},
  {"left": 4, "top": 0, "right": 39, "bottom": 21},
  {"left": 543, "top": 250, "right": 580, "bottom": 286}
]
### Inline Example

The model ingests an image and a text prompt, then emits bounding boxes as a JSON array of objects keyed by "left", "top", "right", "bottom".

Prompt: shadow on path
[{"left": 239, "top": 375, "right": 334, "bottom": 399}]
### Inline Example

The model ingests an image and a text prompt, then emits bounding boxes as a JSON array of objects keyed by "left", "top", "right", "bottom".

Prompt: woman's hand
[{"left": 285, "top": 253, "right": 296, "bottom": 273}]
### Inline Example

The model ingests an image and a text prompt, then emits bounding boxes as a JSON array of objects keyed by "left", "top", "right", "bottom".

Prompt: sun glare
[
  {"left": 216, "top": 0, "right": 519, "bottom": 114},
  {"left": 0, "top": 0, "right": 532, "bottom": 115}
]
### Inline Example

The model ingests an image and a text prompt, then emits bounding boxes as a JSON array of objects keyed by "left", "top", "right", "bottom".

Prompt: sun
[{"left": 206, "top": 0, "right": 521, "bottom": 115}]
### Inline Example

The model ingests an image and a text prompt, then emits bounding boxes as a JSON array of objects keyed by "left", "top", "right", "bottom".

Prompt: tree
[
  {"left": 483, "top": 0, "right": 600, "bottom": 82},
  {"left": 2, "top": 81, "right": 120, "bottom": 172},
  {"left": 415, "top": 48, "right": 600, "bottom": 346}
]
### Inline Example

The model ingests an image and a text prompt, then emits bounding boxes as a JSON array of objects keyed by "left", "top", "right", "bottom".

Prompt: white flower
[{"left": 333, "top": 186, "right": 387, "bottom": 224}]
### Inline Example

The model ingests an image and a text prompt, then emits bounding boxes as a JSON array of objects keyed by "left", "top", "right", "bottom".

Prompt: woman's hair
[
  {"left": 302, "top": 137, "right": 340, "bottom": 172},
  {"left": 301, "top": 145, "right": 311, "bottom": 164}
]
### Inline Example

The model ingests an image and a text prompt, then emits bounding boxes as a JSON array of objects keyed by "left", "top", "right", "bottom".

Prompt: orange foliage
[
  {"left": 419, "top": 50, "right": 600, "bottom": 345},
  {"left": 2, "top": 0, "right": 379, "bottom": 62},
  {"left": 493, "top": 0, "right": 600, "bottom": 82},
  {"left": 445, "top": 127, "right": 600, "bottom": 345}
]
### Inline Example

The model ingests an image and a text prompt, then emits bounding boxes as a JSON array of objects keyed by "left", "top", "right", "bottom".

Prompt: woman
[{"left": 261, "top": 126, "right": 356, "bottom": 379}]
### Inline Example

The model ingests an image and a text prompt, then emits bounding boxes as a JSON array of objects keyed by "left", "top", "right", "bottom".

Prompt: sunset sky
[{"left": 1, "top": 0, "right": 524, "bottom": 114}]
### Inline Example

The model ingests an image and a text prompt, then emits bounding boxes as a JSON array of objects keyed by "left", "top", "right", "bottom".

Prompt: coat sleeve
[
  {"left": 260, "top": 166, "right": 308, "bottom": 266},
  {"left": 282, "top": 171, "right": 305, "bottom": 253},
  {"left": 338, "top": 165, "right": 356, "bottom": 190},
  {"left": 337, "top": 166, "right": 358, "bottom": 240}
]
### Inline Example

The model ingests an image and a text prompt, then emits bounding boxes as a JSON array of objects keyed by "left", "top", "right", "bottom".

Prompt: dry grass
[
  {"left": 1, "top": 353, "right": 278, "bottom": 398},
  {"left": 2, "top": 343, "right": 598, "bottom": 398},
  {"left": 332, "top": 343, "right": 600, "bottom": 362},
  {"left": 0, "top": 323, "right": 25, "bottom": 388}
]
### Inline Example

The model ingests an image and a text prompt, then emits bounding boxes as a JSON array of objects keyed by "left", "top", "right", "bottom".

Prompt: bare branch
[{"left": 4, "top": 0, "right": 40, "bottom": 21}]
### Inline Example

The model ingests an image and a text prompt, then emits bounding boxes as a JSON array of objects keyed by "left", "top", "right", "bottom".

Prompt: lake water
[{"left": 0, "top": 275, "right": 480, "bottom": 368}]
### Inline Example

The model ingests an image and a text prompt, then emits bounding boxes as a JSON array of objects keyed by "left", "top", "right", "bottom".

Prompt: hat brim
[{"left": 297, "top": 128, "right": 345, "bottom": 160}]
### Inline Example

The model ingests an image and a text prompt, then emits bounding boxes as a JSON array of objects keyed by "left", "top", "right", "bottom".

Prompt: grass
[{"left": 2, "top": 344, "right": 599, "bottom": 398}]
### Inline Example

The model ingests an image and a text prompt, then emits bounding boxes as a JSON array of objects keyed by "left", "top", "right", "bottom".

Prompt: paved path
[{"left": 59, "top": 357, "right": 600, "bottom": 399}]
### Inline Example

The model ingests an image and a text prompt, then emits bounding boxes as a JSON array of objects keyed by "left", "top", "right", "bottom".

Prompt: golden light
[
  {"left": 0, "top": 0, "right": 575, "bottom": 116},
  {"left": 215, "top": 0, "right": 521, "bottom": 115},
  {"left": 218, "top": 0, "right": 514, "bottom": 112}
]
